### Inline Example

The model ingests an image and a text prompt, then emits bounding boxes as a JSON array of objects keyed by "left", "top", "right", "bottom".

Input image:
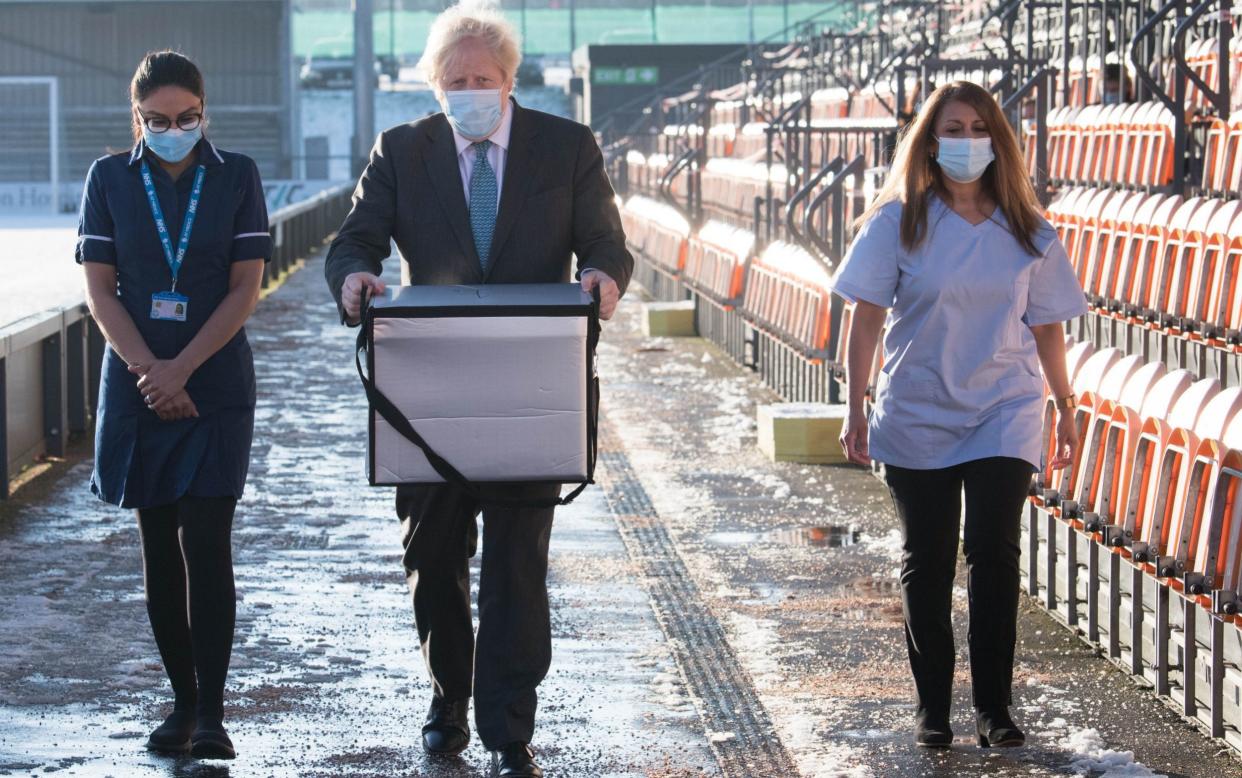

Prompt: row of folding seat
[
  {"left": 1042, "top": 102, "right": 1175, "bottom": 186},
  {"left": 1046, "top": 187, "right": 1242, "bottom": 344},
  {"left": 619, "top": 196, "right": 690, "bottom": 278},
  {"left": 738, "top": 241, "right": 834, "bottom": 359},
  {"left": 810, "top": 87, "right": 850, "bottom": 120},
  {"left": 1201, "top": 116, "right": 1242, "bottom": 193},
  {"left": 1181, "top": 36, "right": 1242, "bottom": 113},
  {"left": 701, "top": 158, "right": 790, "bottom": 221},
  {"left": 623, "top": 151, "right": 680, "bottom": 199},
  {"left": 682, "top": 221, "right": 754, "bottom": 307},
  {"left": 621, "top": 196, "right": 833, "bottom": 359},
  {"left": 1036, "top": 341, "right": 1242, "bottom": 615}
]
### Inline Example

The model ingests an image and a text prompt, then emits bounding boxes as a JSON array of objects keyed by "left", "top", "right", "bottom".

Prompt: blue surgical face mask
[
  {"left": 442, "top": 89, "right": 504, "bottom": 140},
  {"left": 935, "top": 136, "right": 995, "bottom": 183},
  {"left": 143, "top": 126, "right": 203, "bottom": 163}
]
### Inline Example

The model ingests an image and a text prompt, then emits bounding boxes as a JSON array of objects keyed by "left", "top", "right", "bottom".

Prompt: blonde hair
[
  {"left": 857, "top": 80, "right": 1044, "bottom": 255},
  {"left": 417, "top": 0, "right": 522, "bottom": 92}
]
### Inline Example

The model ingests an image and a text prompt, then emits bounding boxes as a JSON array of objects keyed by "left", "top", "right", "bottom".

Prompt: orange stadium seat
[{"left": 683, "top": 221, "right": 755, "bottom": 307}]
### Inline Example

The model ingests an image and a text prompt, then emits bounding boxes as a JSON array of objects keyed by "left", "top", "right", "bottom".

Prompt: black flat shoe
[
  {"left": 189, "top": 720, "right": 235, "bottom": 759},
  {"left": 492, "top": 742, "right": 542, "bottom": 777},
  {"left": 975, "top": 708, "right": 1025, "bottom": 748},
  {"left": 422, "top": 697, "right": 470, "bottom": 756},
  {"left": 145, "top": 709, "right": 196, "bottom": 754},
  {"left": 915, "top": 721, "right": 953, "bottom": 748}
]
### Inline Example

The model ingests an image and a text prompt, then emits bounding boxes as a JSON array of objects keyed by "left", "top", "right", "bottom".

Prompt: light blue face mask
[
  {"left": 935, "top": 136, "right": 995, "bottom": 183},
  {"left": 442, "top": 89, "right": 504, "bottom": 140},
  {"left": 143, "top": 126, "right": 203, "bottom": 164}
]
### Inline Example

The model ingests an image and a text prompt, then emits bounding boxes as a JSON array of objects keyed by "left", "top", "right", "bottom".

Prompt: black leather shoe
[
  {"left": 189, "top": 719, "right": 235, "bottom": 759},
  {"left": 914, "top": 708, "right": 953, "bottom": 748},
  {"left": 975, "top": 707, "right": 1025, "bottom": 748},
  {"left": 492, "top": 742, "right": 543, "bottom": 777},
  {"left": 145, "top": 709, "right": 196, "bottom": 753},
  {"left": 422, "top": 697, "right": 470, "bottom": 756}
]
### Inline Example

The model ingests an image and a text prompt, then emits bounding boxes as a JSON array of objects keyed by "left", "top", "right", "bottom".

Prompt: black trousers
[
  {"left": 883, "top": 457, "right": 1032, "bottom": 716},
  {"left": 136, "top": 494, "right": 237, "bottom": 722},
  {"left": 396, "top": 483, "right": 557, "bottom": 750}
]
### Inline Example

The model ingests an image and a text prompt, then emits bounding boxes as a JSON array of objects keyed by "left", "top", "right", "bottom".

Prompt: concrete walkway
[{"left": 1, "top": 247, "right": 1238, "bottom": 777}]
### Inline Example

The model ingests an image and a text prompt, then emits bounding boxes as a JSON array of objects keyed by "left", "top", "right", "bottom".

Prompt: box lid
[{"left": 373, "top": 284, "right": 594, "bottom": 316}]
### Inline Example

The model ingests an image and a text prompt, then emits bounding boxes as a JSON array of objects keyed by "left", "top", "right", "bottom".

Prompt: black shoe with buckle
[
  {"left": 492, "top": 742, "right": 543, "bottom": 777},
  {"left": 145, "top": 708, "right": 196, "bottom": 754},
  {"left": 422, "top": 697, "right": 470, "bottom": 756},
  {"left": 975, "top": 707, "right": 1025, "bottom": 748}
]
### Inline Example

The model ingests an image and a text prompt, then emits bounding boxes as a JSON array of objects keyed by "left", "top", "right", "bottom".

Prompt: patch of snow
[{"left": 1058, "top": 727, "right": 1167, "bottom": 777}]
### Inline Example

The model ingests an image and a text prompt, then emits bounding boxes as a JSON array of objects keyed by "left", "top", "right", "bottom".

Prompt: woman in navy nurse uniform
[{"left": 76, "top": 50, "right": 270, "bottom": 760}]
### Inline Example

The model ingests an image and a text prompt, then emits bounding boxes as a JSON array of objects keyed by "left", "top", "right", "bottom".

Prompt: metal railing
[{"left": 0, "top": 182, "right": 354, "bottom": 498}]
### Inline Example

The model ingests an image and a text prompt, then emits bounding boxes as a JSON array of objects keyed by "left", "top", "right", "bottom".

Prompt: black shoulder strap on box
[{"left": 355, "top": 292, "right": 600, "bottom": 510}]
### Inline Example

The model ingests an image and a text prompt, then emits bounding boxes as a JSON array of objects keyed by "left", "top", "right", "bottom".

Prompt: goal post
[{"left": 0, "top": 76, "right": 60, "bottom": 216}]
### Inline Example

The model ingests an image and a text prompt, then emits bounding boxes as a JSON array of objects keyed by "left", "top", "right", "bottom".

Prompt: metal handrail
[
  {"left": 806, "top": 154, "right": 866, "bottom": 265},
  {"left": 1129, "top": 0, "right": 1183, "bottom": 116},
  {"left": 592, "top": 1, "right": 855, "bottom": 142},
  {"left": 1174, "top": 0, "right": 1231, "bottom": 118},
  {"left": 1, "top": 181, "right": 355, "bottom": 499},
  {"left": 658, "top": 146, "right": 697, "bottom": 223},
  {"left": 785, "top": 156, "right": 844, "bottom": 245}
]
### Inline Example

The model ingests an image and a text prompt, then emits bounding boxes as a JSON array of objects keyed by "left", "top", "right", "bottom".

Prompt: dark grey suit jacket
[{"left": 324, "top": 100, "right": 633, "bottom": 318}]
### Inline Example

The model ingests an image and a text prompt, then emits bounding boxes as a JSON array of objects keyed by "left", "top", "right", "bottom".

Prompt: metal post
[
  {"left": 1221, "top": 1, "right": 1232, "bottom": 121},
  {"left": 651, "top": 0, "right": 658, "bottom": 43},
  {"left": 748, "top": 0, "right": 755, "bottom": 45},
  {"left": 0, "top": 357, "right": 8, "bottom": 499},
  {"left": 42, "top": 333, "right": 65, "bottom": 458},
  {"left": 353, "top": 0, "right": 376, "bottom": 178},
  {"left": 49, "top": 76, "right": 59, "bottom": 214},
  {"left": 1063, "top": 0, "right": 1072, "bottom": 105},
  {"left": 66, "top": 317, "right": 87, "bottom": 435},
  {"left": 569, "top": 0, "right": 576, "bottom": 55}
]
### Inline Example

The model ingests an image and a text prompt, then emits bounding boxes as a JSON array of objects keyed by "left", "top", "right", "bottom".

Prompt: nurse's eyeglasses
[{"left": 142, "top": 114, "right": 203, "bottom": 133}]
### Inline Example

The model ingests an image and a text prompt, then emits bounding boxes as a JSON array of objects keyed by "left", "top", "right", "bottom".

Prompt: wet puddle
[{"left": 707, "top": 524, "right": 862, "bottom": 548}]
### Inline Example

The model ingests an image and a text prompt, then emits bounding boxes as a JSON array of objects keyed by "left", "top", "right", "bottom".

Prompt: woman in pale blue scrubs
[{"left": 832, "top": 81, "right": 1087, "bottom": 749}]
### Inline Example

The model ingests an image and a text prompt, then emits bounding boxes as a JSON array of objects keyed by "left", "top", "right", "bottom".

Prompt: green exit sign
[{"left": 592, "top": 66, "right": 659, "bottom": 86}]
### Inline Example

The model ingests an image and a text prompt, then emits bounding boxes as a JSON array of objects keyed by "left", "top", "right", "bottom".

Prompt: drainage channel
[{"left": 596, "top": 420, "right": 801, "bottom": 778}]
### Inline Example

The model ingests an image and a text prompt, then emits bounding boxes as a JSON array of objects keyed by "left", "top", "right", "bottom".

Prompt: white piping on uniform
[
  {"left": 79, "top": 234, "right": 114, "bottom": 242},
  {"left": 233, "top": 232, "right": 270, "bottom": 239}
]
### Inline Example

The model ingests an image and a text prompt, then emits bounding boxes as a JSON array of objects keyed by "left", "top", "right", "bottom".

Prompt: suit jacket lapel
[
  {"left": 484, "top": 102, "right": 539, "bottom": 281},
  {"left": 421, "top": 116, "right": 482, "bottom": 275}
]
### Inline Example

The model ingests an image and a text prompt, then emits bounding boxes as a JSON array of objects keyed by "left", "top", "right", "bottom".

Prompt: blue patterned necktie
[{"left": 468, "top": 140, "right": 498, "bottom": 273}]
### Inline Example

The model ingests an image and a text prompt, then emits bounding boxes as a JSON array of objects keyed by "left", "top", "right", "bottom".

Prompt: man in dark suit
[{"left": 324, "top": 4, "right": 631, "bottom": 776}]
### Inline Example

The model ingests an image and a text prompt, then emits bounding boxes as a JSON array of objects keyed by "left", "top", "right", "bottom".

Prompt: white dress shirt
[{"left": 452, "top": 98, "right": 513, "bottom": 209}]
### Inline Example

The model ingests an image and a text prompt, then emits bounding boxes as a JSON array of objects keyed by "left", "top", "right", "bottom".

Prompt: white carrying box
[{"left": 362, "top": 284, "right": 598, "bottom": 486}]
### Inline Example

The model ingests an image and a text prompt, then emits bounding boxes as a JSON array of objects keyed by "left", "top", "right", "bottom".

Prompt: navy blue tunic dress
[{"left": 76, "top": 138, "right": 272, "bottom": 509}]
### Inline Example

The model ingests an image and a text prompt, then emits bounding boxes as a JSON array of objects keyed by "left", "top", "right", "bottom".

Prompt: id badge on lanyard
[{"left": 142, "top": 160, "right": 205, "bottom": 322}]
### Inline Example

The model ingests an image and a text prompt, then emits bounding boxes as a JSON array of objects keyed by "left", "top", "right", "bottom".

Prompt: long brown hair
[{"left": 857, "top": 80, "right": 1043, "bottom": 255}]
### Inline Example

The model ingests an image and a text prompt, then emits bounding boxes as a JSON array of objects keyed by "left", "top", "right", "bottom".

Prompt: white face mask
[
  {"left": 441, "top": 89, "right": 504, "bottom": 140},
  {"left": 935, "top": 136, "right": 995, "bottom": 183}
]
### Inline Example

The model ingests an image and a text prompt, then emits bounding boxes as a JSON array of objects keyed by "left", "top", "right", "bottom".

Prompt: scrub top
[
  {"left": 830, "top": 196, "right": 1088, "bottom": 471},
  {"left": 76, "top": 138, "right": 273, "bottom": 509}
]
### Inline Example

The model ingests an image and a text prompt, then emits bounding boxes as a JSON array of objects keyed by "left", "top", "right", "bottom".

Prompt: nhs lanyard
[{"left": 140, "top": 160, "right": 205, "bottom": 293}]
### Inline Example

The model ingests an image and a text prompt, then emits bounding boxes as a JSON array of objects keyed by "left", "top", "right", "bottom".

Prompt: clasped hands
[{"left": 129, "top": 359, "right": 199, "bottom": 421}]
